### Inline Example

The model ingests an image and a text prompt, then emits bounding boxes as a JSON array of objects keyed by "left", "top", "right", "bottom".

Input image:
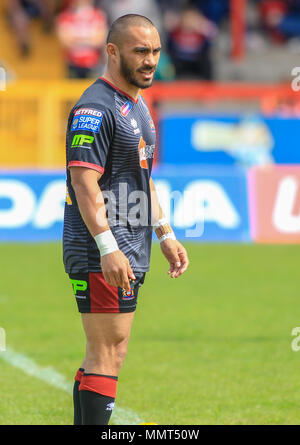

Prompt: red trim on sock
[
  {"left": 74, "top": 368, "right": 84, "bottom": 382},
  {"left": 79, "top": 374, "right": 118, "bottom": 398}
]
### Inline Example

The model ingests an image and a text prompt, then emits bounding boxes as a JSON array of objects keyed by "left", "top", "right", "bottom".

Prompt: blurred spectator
[
  {"left": 166, "top": 7, "right": 217, "bottom": 80},
  {"left": 5, "top": 0, "right": 58, "bottom": 57},
  {"left": 154, "top": 51, "right": 176, "bottom": 81},
  {"left": 258, "top": 0, "right": 300, "bottom": 42},
  {"left": 258, "top": 0, "right": 288, "bottom": 42},
  {"left": 277, "top": 0, "right": 300, "bottom": 39},
  {"left": 192, "top": 0, "right": 229, "bottom": 25},
  {"left": 56, "top": 0, "right": 107, "bottom": 79}
]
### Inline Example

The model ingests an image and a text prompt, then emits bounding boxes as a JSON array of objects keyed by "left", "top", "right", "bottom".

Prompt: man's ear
[{"left": 106, "top": 43, "right": 119, "bottom": 60}]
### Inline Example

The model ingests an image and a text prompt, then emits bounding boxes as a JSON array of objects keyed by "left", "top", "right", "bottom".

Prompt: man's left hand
[{"left": 160, "top": 239, "right": 189, "bottom": 278}]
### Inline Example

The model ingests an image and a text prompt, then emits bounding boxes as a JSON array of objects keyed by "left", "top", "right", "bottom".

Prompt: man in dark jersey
[{"left": 63, "top": 14, "right": 189, "bottom": 425}]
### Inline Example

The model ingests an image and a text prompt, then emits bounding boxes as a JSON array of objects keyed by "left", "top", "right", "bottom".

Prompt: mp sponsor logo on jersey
[
  {"left": 71, "top": 108, "right": 103, "bottom": 133},
  {"left": 71, "top": 134, "right": 94, "bottom": 149}
]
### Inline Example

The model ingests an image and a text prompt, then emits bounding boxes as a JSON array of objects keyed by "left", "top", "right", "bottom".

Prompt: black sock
[
  {"left": 79, "top": 390, "right": 115, "bottom": 425},
  {"left": 79, "top": 373, "right": 118, "bottom": 425},
  {"left": 73, "top": 368, "right": 84, "bottom": 425}
]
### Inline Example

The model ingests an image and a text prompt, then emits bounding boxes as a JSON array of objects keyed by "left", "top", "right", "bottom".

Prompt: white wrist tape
[
  {"left": 159, "top": 232, "right": 176, "bottom": 243},
  {"left": 153, "top": 217, "right": 169, "bottom": 230},
  {"left": 94, "top": 230, "right": 119, "bottom": 257},
  {"left": 153, "top": 217, "right": 176, "bottom": 243}
]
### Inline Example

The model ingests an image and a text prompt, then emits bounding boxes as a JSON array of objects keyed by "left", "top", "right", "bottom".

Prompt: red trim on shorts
[
  {"left": 74, "top": 368, "right": 84, "bottom": 382},
  {"left": 68, "top": 161, "right": 105, "bottom": 174},
  {"left": 89, "top": 272, "right": 120, "bottom": 313},
  {"left": 79, "top": 374, "right": 118, "bottom": 398},
  {"left": 100, "top": 77, "right": 139, "bottom": 104}
]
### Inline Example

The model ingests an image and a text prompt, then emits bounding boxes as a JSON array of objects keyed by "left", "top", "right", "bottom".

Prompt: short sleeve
[{"left": 67, "top": 105, "right": 115, "bottom": 174}]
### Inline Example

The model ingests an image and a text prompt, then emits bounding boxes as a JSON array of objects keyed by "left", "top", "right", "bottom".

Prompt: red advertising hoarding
[{"left": 249, "top": 166, "right": 300, "bottom": 243}]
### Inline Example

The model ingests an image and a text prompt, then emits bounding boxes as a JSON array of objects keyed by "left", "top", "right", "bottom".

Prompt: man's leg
[
  {"left": 70, "top": 271, "right": 145, "bottom": 424},
  {"left": 78, "top": 312, "right": 135, "bottom": 425},
  {"left": 73, "top": 367, "right": 84, "bottom": 424}
]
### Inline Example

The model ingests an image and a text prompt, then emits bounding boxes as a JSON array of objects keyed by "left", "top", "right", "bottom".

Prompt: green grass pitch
[{"left": 1, "top": 242, "right": 300, "bottom": 425}]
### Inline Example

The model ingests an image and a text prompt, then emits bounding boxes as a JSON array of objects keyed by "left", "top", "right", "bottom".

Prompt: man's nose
[{"left": 144, "top": 53, "right": 155, "bottom": 67}]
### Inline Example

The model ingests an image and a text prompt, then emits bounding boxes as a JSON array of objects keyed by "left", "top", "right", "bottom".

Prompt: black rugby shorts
[{"left": 68, "top": 272, "right": 146, "bottom": 313}]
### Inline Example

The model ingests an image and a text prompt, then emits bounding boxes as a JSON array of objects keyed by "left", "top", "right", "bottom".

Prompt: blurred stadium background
[{"left": 1, "top": 0, "right": 300, "bottom": 425}]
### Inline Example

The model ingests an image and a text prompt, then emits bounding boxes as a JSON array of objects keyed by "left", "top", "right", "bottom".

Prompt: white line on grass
[{"left": 0, "top": 346, "right": 143, "bottom": 425}]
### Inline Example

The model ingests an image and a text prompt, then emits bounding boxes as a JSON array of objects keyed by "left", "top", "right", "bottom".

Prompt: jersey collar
[{"left": 99, "top": 77, "right": 139, "bottom": 104}]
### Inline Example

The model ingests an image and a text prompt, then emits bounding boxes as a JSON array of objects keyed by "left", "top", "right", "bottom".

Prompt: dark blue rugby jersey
[{"left": 63, "top": 77, "right": 156, "bottom": 273}]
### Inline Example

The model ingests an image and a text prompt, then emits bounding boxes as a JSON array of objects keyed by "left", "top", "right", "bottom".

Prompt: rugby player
[{"left": 63, "top": 14, "right": 189, "bottom": 425}]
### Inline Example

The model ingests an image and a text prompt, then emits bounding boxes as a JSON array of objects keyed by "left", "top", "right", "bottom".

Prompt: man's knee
[
  {"left": 86, "top": 336, "right": 129, "bottom": 373},
  {"left": 82, "top": 312, "right": 134, "bottom": 374},
  {"left": 114, "top": 340, "right": 128, "bottom": 369}
]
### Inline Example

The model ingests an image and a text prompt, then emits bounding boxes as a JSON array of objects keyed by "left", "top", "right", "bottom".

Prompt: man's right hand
[{"left": 101, "top": 250, "right": 135, "bottom": 292}]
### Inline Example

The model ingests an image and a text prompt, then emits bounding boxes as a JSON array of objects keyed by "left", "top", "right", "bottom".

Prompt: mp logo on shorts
[
  {"left": 71, "top": 134, "right": 94, "bottom": 149},
  {"left": 70, "top": 279, "right": 87, "bottom": 295},
  {"left": 71, "top": 108, "right": 103, "bottom": 133}
]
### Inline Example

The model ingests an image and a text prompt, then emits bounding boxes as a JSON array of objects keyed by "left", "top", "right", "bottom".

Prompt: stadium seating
[{"left": 0, "top": 2, "right": 64, "bottom": 80}]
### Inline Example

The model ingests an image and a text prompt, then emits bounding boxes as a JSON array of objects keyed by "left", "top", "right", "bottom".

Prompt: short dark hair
[{"left": 106, "top": 14, "right": 155, "bottom": 46}]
